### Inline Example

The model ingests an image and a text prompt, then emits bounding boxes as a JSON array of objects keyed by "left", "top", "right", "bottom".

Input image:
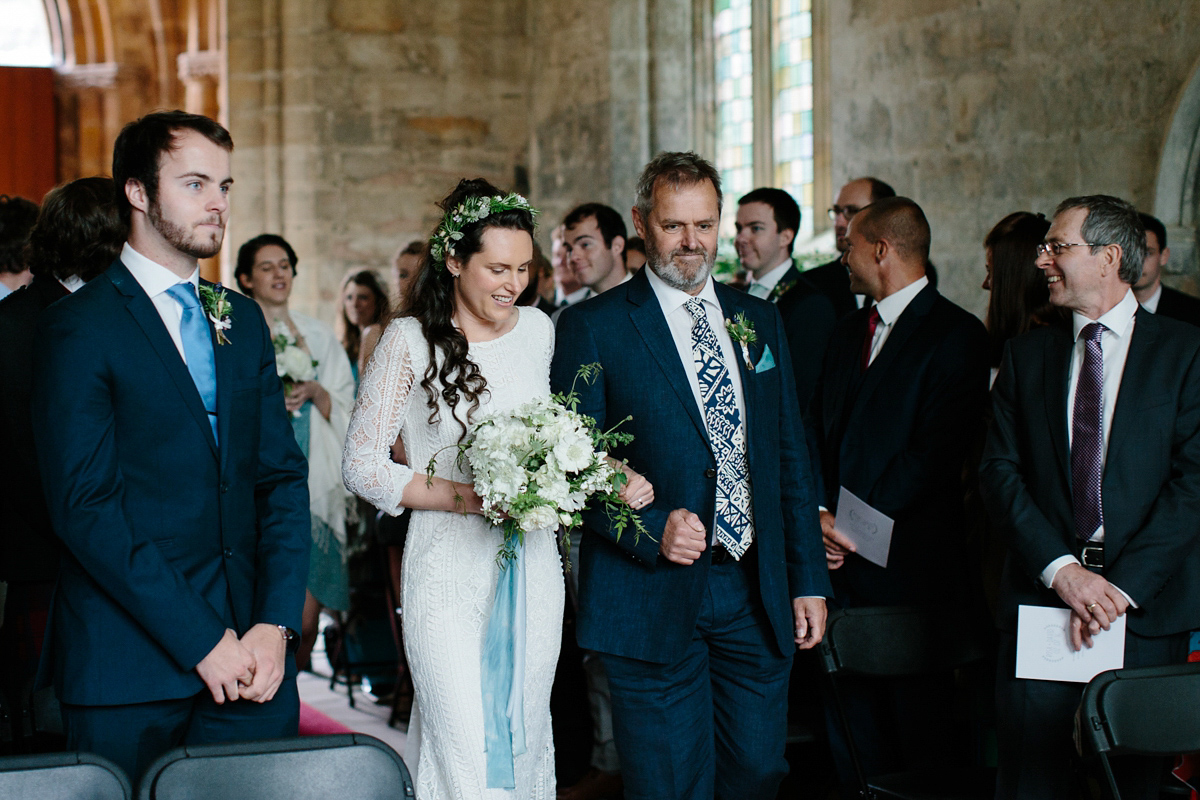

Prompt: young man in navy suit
[
  {"left": 982, "top": 196, "right": 1200, "bottom": 799},
  {"left": 32, "top": 111, "right": 310, "bottom": 780},
  {"left": 551, "top": 152, "right": 831, "bottom": 800}
]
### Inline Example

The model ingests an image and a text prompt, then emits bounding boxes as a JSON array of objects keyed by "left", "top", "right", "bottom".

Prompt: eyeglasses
[
  {"left": 1035, "top": 241, "right": 1111, "bottom": 256},
  {"left": 828, "top": 205, "right": 863, "bottom": 221}
]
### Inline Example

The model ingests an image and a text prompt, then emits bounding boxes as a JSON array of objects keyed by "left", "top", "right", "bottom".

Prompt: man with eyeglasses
[
  {"left": 802, "top": 177, "right": 895, "bottom": 318},
  {"left": 981, "top": 195, "right": 1200, "bottom": 799}
]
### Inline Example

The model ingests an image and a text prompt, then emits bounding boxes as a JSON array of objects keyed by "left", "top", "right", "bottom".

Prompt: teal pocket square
[{"left": 755, "top": 344, "right": 776, "bottom": 373}]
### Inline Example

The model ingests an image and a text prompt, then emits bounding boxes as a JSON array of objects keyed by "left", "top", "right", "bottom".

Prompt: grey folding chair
[
  {"left": 819, "top": 606, "right": 995, "bottom": 800},
  {"left": 0, "top": 750, "right": 131, "bottom": 799},
  {"left": 1076, "top": 662, "right": 1200, "bottom": 800},
  {"left": 136, "top": 733, "right": 413, "bottom": 800}
]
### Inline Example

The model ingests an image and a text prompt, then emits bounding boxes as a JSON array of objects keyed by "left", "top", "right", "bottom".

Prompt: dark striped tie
[{"left": 1071, "top": 322, "right": 1105, "bottom": 541}]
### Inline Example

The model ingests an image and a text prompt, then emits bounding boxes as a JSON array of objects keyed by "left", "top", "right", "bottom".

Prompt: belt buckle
[{"left": 1081, "top": 544, "right": 1104, "bottom": 569}]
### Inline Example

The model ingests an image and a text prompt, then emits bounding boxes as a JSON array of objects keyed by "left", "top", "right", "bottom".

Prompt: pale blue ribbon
[{"left": 482, "top": 541, "right": 527, "bottom": 788}]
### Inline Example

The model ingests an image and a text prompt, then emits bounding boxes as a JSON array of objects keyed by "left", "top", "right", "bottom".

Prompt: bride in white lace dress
[{"left": 342, "top": 180, "right": 651, "bottom": 799}]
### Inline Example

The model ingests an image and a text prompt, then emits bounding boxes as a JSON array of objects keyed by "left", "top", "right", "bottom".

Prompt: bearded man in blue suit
[
  {"left": 32, "top": 111, "right": 310, "bottom": 780},
  {"left": 551, "top": 152, "right": 831, "bottom": 800}
]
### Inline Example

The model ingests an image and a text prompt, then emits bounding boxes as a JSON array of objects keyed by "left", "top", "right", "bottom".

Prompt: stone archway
[{"left": 1155, "top": 54, "right": 1200, "bottom": 290}]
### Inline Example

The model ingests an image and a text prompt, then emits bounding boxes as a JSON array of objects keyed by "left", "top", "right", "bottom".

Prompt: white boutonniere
[
  {"left": 725, "top": 312, "right": 758, "bottom": 371},
  {"left": 198, "top": 284, "right": 233, "bottom": 345}
]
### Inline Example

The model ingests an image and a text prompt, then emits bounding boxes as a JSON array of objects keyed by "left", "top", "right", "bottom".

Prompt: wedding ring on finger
[{"left": 1086, "top": 603, "right": 1098, "bottom": 611}]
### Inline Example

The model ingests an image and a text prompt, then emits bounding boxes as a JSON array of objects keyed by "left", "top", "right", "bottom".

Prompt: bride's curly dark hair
[{"left": 403, "top": 178, "right": 535, "bottom": 438}]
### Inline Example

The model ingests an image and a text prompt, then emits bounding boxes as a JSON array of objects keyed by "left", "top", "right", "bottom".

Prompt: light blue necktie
[
  {"left": 166, "top": 283, "right": 219, "bottom": 445},
  {"left": 747, "top": 282, "right": 771, "bottom": 300},
  {"left": 685, "top": 298, "right": 754, "bottom": 558}
]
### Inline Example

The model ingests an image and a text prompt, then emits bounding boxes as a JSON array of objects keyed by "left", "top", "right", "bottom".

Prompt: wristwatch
[{"left": 276, "top": 624, "right": 298, "bottom": 651}]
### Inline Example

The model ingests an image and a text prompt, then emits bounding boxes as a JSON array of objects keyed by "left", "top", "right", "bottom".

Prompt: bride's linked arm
[{"left": 342, "top": 322, "right": 484, "bottom": 516}]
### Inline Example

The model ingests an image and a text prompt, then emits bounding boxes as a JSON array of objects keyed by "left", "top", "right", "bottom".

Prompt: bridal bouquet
[
  {"left": 272, "top": 325, "right": 318, "bottom": 415},
  {"left": 429, "top": 364, "right": 649, "bottom": 564}
]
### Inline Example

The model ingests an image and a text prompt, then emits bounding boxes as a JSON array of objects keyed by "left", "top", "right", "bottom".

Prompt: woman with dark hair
[
  {"left": 337, "top": 269, "right": 390, "bottom": 380},
  {"left": 343, "top": 179, "right": 650, "bottom": 797},
  {"left": 983, "top": 211, "right": 1059, "bottom": 377},
  {"left": 235, "top": 233, "right": 357, "bottom": 671}
]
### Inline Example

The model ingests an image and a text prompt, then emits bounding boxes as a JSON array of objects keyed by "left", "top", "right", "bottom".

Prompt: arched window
[
  {"left": 0, "top": 0, "right": 54, "bottom": 67},
  {"left": 713, "top": 0, "right": 827, "bottom": 252}
]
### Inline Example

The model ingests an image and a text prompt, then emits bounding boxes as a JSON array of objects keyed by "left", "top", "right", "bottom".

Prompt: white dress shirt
[
  {"left": 746, "top": 258, "right": 792, "bottom": 299},
  {"left": 60, "top": 275, "right": 85, "bottom": 293},
  {"left": 121, "top": 242, "right": 200, "bottom": 364},
  {"left": 1140, "top": 283, "right": 1163, "bottom": 314},
  {"left": 1040, "top": 289, "right": 1139, "bottom": 602},
  {"left": 864, "top": 275, "right": 928, "bottom": 366}
]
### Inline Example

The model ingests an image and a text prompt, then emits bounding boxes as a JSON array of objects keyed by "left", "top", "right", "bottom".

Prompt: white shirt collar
[
  {"left": 1141, "top": 283, "right": 1163, "bottom": 314},
  {"left": 121, "top": 242, "right": 199, "bottom": 298},
  {"left": 873, "top": 274, "right": 929, "bottom": 326},
  {"left": 748, "top": 258, "right": 793, "bottom": 293},
  {"left": 59, "top": 275, "right": 85, "bottom": 293},
  {"left": 644, "top": 264, "right": 722, "bottom": 317},
  {"left": 1072, "top": 288, "right": 1139, "bottom": 341}
]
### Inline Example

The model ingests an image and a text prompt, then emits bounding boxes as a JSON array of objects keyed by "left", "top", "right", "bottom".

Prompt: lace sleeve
[{"left": 342, "top": 321, "right": 417, "bottom": 515}]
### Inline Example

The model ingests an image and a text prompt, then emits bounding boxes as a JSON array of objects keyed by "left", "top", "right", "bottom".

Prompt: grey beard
[{"left": 648, "top": 249, "right": 715, "bottom": 292}]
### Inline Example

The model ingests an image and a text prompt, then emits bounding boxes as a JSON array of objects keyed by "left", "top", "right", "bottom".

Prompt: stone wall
[
  {"left": 229, "top": 0, "right": 536, "bottom": 318},
  {"left": 228, "top": 0, "right": 1200, "bottom": 322},
  {"left": 829, "top": 0, "right": 1200, "bottom": 315}
]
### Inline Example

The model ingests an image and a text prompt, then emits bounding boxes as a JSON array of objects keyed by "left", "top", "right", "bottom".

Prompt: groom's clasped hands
[{"left": 194, "top": 624, "right": 289, "bottom": 705}]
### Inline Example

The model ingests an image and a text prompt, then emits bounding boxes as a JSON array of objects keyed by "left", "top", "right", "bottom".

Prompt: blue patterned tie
[
  {"left": 1072, "top": 322, "right": 1105, "bottom": 541},
  {"left": 685, "top": 298, "right": 754, "bottom": 559},
  {"left": 166, "top": 283, "right": 219, "bottom": 445}
]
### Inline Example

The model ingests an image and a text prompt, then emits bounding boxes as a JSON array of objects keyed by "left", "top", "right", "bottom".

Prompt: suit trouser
[
  {"left": 599, "top": 555, "right": 791, "bottom": 800},
  {"left": 994, "top": 627, "right": 1187, "bottom": 800},
  {"left": 61, "top": 677, "right": 300, "bottom": 786}
]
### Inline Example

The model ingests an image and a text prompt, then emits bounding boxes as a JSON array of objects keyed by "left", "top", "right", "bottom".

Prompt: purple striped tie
[{"left": 1072, "top": 322, "right": 1105, "bottom": 541}]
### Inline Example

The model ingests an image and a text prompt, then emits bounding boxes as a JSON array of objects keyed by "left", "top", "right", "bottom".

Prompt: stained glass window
[
  {"left": 772, "top": 0, "right": 814, "bottom": 238},
  {"left": 713, "top": 0, "right": 816, "bottom": 244},
  {"left": 714, "top": 0, "right": 754, "bottom": 240}
]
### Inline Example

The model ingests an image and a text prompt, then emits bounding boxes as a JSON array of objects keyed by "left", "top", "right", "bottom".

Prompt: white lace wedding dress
[{"left": 343, "top": 307, "right": 563, "bottom": 799}]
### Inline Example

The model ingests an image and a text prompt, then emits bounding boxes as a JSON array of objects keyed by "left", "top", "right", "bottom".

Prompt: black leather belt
[
  {"left": 711, "top": 545, "right": 734, "bottom": 564},
  {"left": 1080, "top": 543, "right": 1105, "bottom": 570}
]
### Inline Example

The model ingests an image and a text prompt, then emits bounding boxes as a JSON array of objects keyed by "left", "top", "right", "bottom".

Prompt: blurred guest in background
[
  {"left": 1134, "top": 212, "right": 1200, "bottom": 326},
  {"left": 391, "top": 240, "right": 424, "bottom": 316},
  {"left": 0, "top": 177, "right": 124, "bottom": 750},
  {"left": 237, "top": 234, "right": 357, "bottom": 672},
  {"left": 624, "top": 236, "right": 646, "bottom": 272},
  {"left": 0, "top": 195, "right": 39, "bottom": 301},
  {"left": 983, "top": 212, "right": 1059, "bottom": 382},
  {"left": 338, "top": 269, "right": 390, "bottom": 380}
]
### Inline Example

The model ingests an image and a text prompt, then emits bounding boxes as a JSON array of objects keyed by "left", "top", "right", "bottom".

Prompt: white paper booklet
[
  {"left": 834, "top": 486, "right": 894, "bottom": 568},
  {"left": 1015, "top": 605, "right": 1126, "bottom": 683}
]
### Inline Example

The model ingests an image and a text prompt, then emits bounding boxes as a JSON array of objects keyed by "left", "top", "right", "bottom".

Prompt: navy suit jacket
[
  {"left": 0, "top": 275, "right": 70, "bottom": 584},
  {"left": 1156, "top": 285, "right": 1200, "bottom": 328},
  {"left": 767, "top": 264, "right": 837, "bottom": 411},
  {"left": 32, "top": 259, "right": 310, "bottom": 706},
  {"left": 550, "top": 268, "right": 831, "bottom": 664},
  {"left": 980, "top": 308, "right": 1200, "bottom": 637},
  {"left": 810, "top": 283, "right": 990, "bottom": 607}
]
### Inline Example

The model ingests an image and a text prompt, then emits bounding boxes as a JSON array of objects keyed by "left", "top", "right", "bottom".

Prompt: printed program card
[
  {"left": 1015, "top": 605, "right": 1126, "bottom": 683},
  {"left": 834, "top": 487, "right": 894, "bottom": 568}
]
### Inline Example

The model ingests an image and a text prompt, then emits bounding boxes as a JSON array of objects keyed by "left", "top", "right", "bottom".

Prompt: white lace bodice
[{"left": 342, "top": 307, "right": 556, "bottom": 513}]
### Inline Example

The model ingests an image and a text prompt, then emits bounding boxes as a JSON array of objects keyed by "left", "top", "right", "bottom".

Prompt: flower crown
[{"left": 429, "top": 192, "right": 539, "bottom": 270}]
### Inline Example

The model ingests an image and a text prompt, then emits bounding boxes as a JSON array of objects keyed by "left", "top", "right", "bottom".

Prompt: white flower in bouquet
[
  {"left": 428, "top": 365, "right": 650, "bottom": 565},
  {"left": 520, "top": 505, "right": 560, "bottom": 533},
  {"left": 277, "top": 344, "right": 317, "bottom": 382}
]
